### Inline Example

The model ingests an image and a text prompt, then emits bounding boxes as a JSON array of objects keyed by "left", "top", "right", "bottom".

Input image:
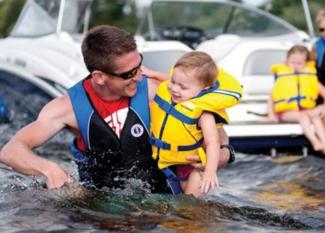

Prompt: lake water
[{"left": 0, "top": 92, "right": 324, "bottom": 233}]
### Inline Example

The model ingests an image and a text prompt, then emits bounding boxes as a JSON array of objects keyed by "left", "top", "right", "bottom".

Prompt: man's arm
[
  {"left": 0, "top": 95, "right": 76, "bottom": 188},
  {"left": 310, "top": 43, "right": 317, "bottom": 61},
  {"left": 185, "top": 127, "right": 230, "bottom": 170},
  {"left": 142, "top": 66, "right": 169, "bottom": 82},
  {"left": 143, "top": 67, "right": 169, "bottom": 102},
  {"left": 318, "top": 82, "right": 325, "bottom": 100}
]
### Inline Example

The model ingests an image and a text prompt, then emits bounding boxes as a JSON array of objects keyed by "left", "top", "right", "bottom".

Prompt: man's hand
[
  {"left": 141, "top": 66, "right": 169, "bottom": 81},
  {"left": 186, "top": 154, "right": 204, "bottom": 170},
  {"left": 44, "top": 162, "right": 74, "bottom": 189}
]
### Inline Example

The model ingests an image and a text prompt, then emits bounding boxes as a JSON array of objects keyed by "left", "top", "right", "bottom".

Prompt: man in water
[{"left": 0, "top": 25, "right": 234, "bottom": 193}]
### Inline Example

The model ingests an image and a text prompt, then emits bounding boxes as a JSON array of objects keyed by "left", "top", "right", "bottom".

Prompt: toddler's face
[
  {"left": 168, "top": 67, "right": 206, "bottom": 103},
  {"left": 318, "top": 18, "right": 325, "bottom": 39},
  {"left": 286, "top": 53, "right": 306, "bottom": 71}
]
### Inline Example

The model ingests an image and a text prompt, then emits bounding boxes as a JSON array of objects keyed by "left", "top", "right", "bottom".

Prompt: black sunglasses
[
  {"left": 319, "top": 28, "right": 325, "bottom": 32},
  {"left": 104, "top": 54, "right": 143, "bottom": 80}
]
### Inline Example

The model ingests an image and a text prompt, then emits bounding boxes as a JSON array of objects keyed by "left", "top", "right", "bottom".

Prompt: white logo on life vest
[{"left": 131, "top": 124, "right": 144, "bottom": 137}]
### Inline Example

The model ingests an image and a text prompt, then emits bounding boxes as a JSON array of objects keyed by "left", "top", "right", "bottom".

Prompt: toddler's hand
[{"left": 201, "top": 171, "right": 219, "bottom": 194}]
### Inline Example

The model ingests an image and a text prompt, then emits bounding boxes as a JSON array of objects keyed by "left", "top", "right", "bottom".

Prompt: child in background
[
  {"left": 267, "top": 45, "right": 325, "bottom": 154},
  {"left": 150, "top": 51, "right": 242, "bottom": 197}
]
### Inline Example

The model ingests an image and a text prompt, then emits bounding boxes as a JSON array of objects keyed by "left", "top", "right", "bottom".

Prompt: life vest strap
[
  {"left": 150, "top": 137, "right": 203, "bottom": 151},
  {"left": 213, "top": 89, "right": 242, "bottom": 100},
  {"left": 161, "top": 167, "right": 182, "bottom": 195},
  {"left": 70, "top": 141, "right": 91, "bottom": 162},
  {"left": 154, "top": 95, "right": 198, "bottom": 125},
  {"left": 274, "top": 95, "right": 307, "bottom": 104},
  {"left": 277, "top": 72, "right": 316, "bottom": 78},
  {"left": 316, "top": 38, "right": 325, "bottom": 67}
]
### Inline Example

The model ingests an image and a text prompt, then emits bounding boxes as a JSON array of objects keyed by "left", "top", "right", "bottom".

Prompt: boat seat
[{"left": 242, "top": 49, "right": 287, "bottom": 95}]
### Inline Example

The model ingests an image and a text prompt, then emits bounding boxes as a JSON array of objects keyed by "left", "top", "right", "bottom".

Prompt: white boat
[{"left": 137, "top": 0, "right": 316, "bottom": 155}]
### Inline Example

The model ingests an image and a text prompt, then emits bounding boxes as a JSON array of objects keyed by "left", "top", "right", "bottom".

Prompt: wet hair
[
  {"left": 315, "top": 9, "right": 325, "bottom": 27},
  {"left": 287, "top": 45, "right": 310, "bottom": 61},
  {"left": 174, "top": 51, "right": 217, "bottom": 87},
  {"left": 81, "top": 25, "right": 137, "bottom": 73}
]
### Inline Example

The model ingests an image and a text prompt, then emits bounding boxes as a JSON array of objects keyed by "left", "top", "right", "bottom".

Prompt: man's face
[
  {"left": 318, "top": 18, "right": 325, "bottom": 40},
  {"left": 103, "top": 50, "right": 143, "bottom": 98}
]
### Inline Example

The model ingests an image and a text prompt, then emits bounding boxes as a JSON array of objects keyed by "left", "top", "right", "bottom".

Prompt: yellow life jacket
[
  {"left": 150, "top": 69, "right": 242, "bottom": 169},
  {"left": 271, "top": 63, "right": 319, "bottom": 113}
]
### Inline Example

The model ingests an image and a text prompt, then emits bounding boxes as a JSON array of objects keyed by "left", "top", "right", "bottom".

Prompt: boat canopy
[{"left": 10, "top": 0, "right": 92, "bottom": 37}]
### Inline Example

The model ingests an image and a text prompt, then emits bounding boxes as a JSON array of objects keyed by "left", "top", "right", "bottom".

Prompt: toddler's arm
[{"left": 199, "top": 112, "right": 220, "bottom": 194}]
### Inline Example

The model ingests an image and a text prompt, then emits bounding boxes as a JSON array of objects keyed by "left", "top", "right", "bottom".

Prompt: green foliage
[
  {"left": 89, "top": 0, "right": 138, "bottom": 34},
  {"left": 0, "top": 0, "right": 139, "bottom": 38},
  {"left": 0, "top": 0, "right": 25, "bottom": 37},
  {"left": 269, "top": 0, "right": 325, "bottom": 34}
]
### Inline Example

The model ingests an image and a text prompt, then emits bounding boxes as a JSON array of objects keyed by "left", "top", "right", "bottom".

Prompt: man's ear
[{"left": 91, "top": 70, "right": 107, "bottom": 85}]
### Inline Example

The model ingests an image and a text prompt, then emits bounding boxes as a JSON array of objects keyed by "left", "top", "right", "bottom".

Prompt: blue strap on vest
[
  {"left": 68, "top": 81, "right": 94, "bottom": 150},
  {"left": 150, "top": 137, "right": 203, "bottom": 151},
  {"left": 274, "top": 95, "right": 307, "bottom": 104},
  {"left": 196, "top": 80, "right": 241, "bottom": 100},
  {"left": 69, "top": 142, "right": 90, "bottom": 162},
  {"left": 130, "top": 76, "right": 150, "bottom": 133},
  {"left": 277, "top": 71, "right": 316, "bottom": 78},
  {"left": 195, "top": 81, "right": 219, "bottom": 98},
  {"left": 154, "top": 95, "right": 199, "bottom": 125},
  {"left": 162, "top": 167, "right": 182, "bottom": 194},
  {"left": 287, "top": 96, "right": 307, "bottom": 103},
  {"left": 316, "top": 37, "right": 325, "bottom": 68}
]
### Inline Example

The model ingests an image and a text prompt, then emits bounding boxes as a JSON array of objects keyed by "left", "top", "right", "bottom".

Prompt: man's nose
[{"left": 132, "top": 70, "right": 142, "bottom": 81}]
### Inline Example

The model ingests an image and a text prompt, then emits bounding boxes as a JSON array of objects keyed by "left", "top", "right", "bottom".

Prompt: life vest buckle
[{"left": 170, "top": 144, "right": 178, "bottom": 152}]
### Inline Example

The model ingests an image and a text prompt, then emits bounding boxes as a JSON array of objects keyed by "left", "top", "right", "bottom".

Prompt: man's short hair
[{"left": 81, "top": 25, "right": 137, "bottom": 73}]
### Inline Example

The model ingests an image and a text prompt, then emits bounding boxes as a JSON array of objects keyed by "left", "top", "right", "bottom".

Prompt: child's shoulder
[
  {"left": 306, "top": 60, "right": 316, "bottom": 70},
  {"left": 270, "top": 63, "right": 287, "bottom": 74}
]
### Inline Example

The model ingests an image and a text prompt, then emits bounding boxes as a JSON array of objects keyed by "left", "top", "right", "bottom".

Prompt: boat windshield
[
  {"left": 138, "top": 0, "right": 299, "bottom": 46},
  {"left": 10, "top": 0, "right": 92, "bottom": 37}
]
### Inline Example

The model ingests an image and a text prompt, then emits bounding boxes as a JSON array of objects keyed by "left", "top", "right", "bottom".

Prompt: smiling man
[{"left": 0, "top": 25, "right": 234, "bottom": 193}]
